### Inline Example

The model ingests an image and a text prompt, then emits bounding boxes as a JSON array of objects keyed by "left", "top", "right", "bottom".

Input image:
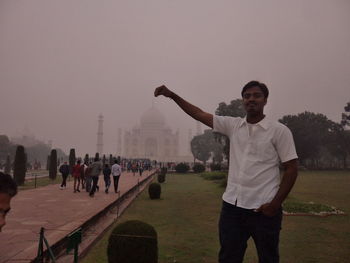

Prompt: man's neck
[{"left": 246, "top": 113, "right": 265, "bottom": 124}]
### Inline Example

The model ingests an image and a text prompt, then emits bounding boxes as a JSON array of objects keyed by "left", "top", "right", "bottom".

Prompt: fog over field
[{"left": 1, "top": 0, "right": 349, "bottom": 156}]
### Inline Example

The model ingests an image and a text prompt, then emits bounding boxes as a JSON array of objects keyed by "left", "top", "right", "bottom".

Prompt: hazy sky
[{"left": 1, "top": 0, "right": 349, "bottom": 157}]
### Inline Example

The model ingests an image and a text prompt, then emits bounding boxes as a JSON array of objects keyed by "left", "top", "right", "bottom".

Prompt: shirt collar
[{"left": 239, "top": 116, "right": 270, "bottom": 130}]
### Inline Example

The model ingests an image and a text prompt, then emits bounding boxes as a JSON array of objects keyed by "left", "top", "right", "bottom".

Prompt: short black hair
[
  {"left": 241, "top": 80, "right": 269, "bottom": 98},
  {"left": 0, "top": 172, "right": 17, "bottom": 197}
]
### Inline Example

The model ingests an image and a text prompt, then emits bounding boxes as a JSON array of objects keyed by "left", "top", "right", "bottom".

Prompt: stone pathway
[{"left": 0, "top": 170, "right": 154, "bottom": 263}]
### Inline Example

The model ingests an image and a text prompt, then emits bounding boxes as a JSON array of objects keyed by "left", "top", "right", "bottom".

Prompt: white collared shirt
[
  {"left": 213, "top": 115, "right": 298, "bottom": 209},
  {"left": 111, "top": 163, "right": 122, "bottom": 177}
]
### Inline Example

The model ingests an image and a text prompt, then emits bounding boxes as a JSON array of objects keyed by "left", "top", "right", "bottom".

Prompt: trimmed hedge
[
  {"left": 157, "top": 173, "right": 165, "bottom": 183},
  {"left": 175, "top": 163, "right": 190, "bottom": 173},
  {"left": 148, "top": 183, "right": 161, "bottom": 199},
  {"left": 107, "top": 220, "right": 158, "bottom": 263},
  {"left": 193, "top": 163, "right": 205, "bottom": 173}
]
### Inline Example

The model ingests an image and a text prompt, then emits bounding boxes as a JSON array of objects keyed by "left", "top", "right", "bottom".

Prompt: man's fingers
[{"left": 154, "top": 85, "right": 167, "bottom": 97}]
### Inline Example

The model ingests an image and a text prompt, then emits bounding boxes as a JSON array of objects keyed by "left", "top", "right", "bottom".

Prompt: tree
[
  {"left": 326, "top": 122, "right": 350, "bottom": 169},
  {"left": 191, "top": 134, "right": 211, "bottom": 164},
  {"left": 13, "top": 145, "right": 26, "bottom": 186},
  {"left": 0, "top": 135, "right": 15, "bottom": 162},
  {"left": 95, "top": 152, "right": 100, "bottom": 161},
  {"left": 69, "top": 148, "right": 76, "bottom": 175},
  {"left": 4, "top": 155, "right": 11, "bottom": 174},
  {"left": 49, "top": 149, "right": 57, "bottom": 180},
  {"left": 341, "top": 102, "right": 350, "bottom": 127},
  {"left": 102, "top": 154, "right": 106, "bottom": 165},
  {"left": 214, "top": 99, "right": 245, "bottom": 160},
  {"left": 191, "top": 129, "right": 223, "bottom": 164},
  {"left": 279, "top": 112, "right": 334, "bottom": 168}
]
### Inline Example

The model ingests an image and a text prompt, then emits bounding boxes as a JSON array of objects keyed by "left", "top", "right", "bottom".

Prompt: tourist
[
  {"left": 131, "top": 162, "right": 137, "bottom": 176},
  {"left": 154, "top": 81, "right": 298, "bottom": 263},
  {"left": 139, "top": 161, "right": 143, "bottom": 176},
  {"left": 103, "top": 164, "right": 111, "bottom": 194},
  {"left": 89, "top": 157, "right": 102, "bottom": 197},
  {"left": 0, "top": 172, "right": 17, "bottom": 232},
  {"left": 85, "top": 161, "right": 92, "bottom": 192},
  {"left": 111, "top": 159, "right": 122, "bottom": 193},
  {"left": 80, "top": 161, "right": 87, "bottom": 189},
  {"left": 58, "top": 162, "right": 70, "bottom": 189},
  {"left": 72, "top": 160, "right": 81, "bottom": 193}
]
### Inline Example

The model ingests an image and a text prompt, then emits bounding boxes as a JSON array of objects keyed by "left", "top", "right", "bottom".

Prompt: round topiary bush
[
  {"left": 193, "top": 163, "right": 205, "bottom": 173},
  {"left": 157, "top": 173, "right": 165, "bottom": 183},
  {"left": 175, "top": 163, "right": 190, "bottom": 173},
  {"left": 107, "top": 220, "right": 158, "bottom": 263},
  {"left": 148, "top": 183, "right": 161, "bottom": 199}
]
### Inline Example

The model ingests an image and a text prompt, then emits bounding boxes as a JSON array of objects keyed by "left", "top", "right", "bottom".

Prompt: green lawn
[
  {"left": 18, "top": 172, "right": 63, "bottom": 190},
  {"left": 82, "top": 170, "right": 350, "bottom": 263}
]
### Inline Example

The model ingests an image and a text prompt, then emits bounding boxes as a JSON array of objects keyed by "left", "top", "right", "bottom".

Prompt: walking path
[{"left": 0, "top": 170, "right": 155, "bottom": 263}]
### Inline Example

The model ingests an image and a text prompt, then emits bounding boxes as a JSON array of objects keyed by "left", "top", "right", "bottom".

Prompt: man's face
[
  {"left": 0, "top": 193, "right": 12, "bottom": 232},
  {"left": 242, "top": 86, "right": 267, "bottom": 116}
]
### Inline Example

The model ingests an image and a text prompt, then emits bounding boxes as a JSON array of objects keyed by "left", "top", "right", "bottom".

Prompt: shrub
[
  {"left": 210, "top": 163, "right": 222, "bottom": 171},
  {"left": 160, "top": 167, "right": 167, "bottom": 175},
  {"left": 69, "top": 148, "right": 76, "bottom": 175},
  {"left": 157, "top": 173, "right": 165, "bottom": 183},
  {"left": 49, "top": 149, "right": 57, "bottom": 180},
  {"left": 148, "top": 183, "right": 161, "bottom": 199},
  {"left": 13, "top": 145, "right": 26, "bottom": 186},
  {"left": 193, "top": 163, "right": 205, "bottom": 173},
  {"left": 175, "top": 163, "right": 190, "bottom": 173},
  {"left": 107, "top": 220, "right": 158, "bottom": 263},
  {"left": 4, "top": 155, "right": 11, "bottom": 174}
]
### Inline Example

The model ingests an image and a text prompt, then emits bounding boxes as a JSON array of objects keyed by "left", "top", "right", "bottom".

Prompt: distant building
[
  {"left": 96, "top": 114, "right": 104, "bottom": 155},
  {"left": 123, "top": 106, "right": 191, "bottom": 162}
]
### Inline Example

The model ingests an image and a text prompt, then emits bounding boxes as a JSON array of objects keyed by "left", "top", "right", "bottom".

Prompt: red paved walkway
[{"left": 0, "top": 170, "right": 154, "bottom": 263}]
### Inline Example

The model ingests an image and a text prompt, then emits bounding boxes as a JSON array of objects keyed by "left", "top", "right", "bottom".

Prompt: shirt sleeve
[
  {"left": 212, "top": 115, "right": 238, "bottom": 137},
  {"left": 274, "top": 124, "right": 298, "bottom": 163}
]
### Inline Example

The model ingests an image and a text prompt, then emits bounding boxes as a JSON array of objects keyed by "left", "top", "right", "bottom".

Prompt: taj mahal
[{"left": 120, "top": 106, "right": 193, "bottom": 162}]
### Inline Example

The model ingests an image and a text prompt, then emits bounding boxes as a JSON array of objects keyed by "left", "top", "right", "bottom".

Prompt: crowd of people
[{"left": 58, "top": 158, "right": 154, "bottom": 197}]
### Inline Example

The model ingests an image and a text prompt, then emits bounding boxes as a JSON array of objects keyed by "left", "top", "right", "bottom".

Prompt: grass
[
  {"left": 18, "top": 172, "right": 64, "bottom": 190},
  {"left": 82, "top": 170, "right": 350, "bottom": 263}
]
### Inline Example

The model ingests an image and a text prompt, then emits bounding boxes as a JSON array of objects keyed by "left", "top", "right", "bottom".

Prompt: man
[
  {"left": 154, "top": 81, "right": 298, "bottom": 263},
  {"left": 111, "top": 159, "right": 122, "bottom": 193},
  {"left": 89, "top": 157, "right": 102, "bottom": 197},
  {"left": 103, "top": 164, "right": 111, "bottom": 194},
  {"left": 59, "top": 161, "right": 70, "bottom": 189},
  {"left": 0, "top": 172, "right": 17, "bottom": 232},
  {"left": 72, "top": 160, "right": 81, "bottom": 193}
]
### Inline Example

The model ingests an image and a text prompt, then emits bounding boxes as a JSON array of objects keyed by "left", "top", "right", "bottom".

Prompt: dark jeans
[
  {"left": 113, "top": 176, "right": 120, "bottom": 193},
  {"left": 61, "top": 173, "right": 68, "bottom": 187},
  {"left": 104, "top": 174, "right": 111, "bottom": 189},
  {"left": 90, "top": 176, "right": 99, "bottom": 195},
  {"left": 219, "top": 201, "right": 282, "bottom": 263}
]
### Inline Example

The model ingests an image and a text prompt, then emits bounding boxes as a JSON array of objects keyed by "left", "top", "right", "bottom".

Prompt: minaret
[
  {"left": 117, "top": 128, "right": 122, "bottom": 156},
  {"left": 96, "top": 114, "right": 104, "bottom": 154},
  {"left": 196, "top": 121, "right": 202, "bottom": 135},
  {"left": 188, "top": 128, "right": 193, "bottom": 154}
]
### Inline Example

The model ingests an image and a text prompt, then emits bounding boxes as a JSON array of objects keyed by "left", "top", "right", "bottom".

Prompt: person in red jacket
[{"left": 72, "top": 160, "right": 81, "bottom": 193}]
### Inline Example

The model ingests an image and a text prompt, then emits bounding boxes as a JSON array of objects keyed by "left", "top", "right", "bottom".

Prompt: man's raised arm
[{"left": 154, "top": 85, "right": 213, "bottom": 128}]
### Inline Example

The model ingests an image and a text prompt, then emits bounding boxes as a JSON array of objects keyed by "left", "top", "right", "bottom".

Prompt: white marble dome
[{"left": 140, "top": 106, "right": 166, "bottom": 126}]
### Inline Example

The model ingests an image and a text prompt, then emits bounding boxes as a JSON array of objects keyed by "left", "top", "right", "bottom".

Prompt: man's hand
[
  {"left": 255, "top": 202, "right": 280, "bottom": 217},
  {"left": 154, "top": 85, "right": 173, "bottom": 98}
]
